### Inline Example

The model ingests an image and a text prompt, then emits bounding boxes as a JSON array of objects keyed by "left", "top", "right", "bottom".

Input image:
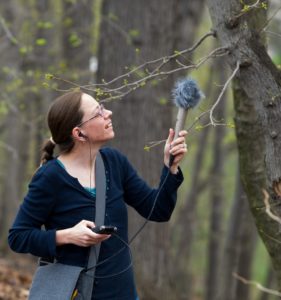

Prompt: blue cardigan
[{"left": 8, "top": 147, "right": 183, "bottom": 300}]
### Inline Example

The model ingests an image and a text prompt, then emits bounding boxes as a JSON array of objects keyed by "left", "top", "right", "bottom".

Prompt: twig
[
  {"left": 49, "top": 46, "right": 228, "bottom": 103},
  {"left": 82, "top": 31, "right": 216, "bottom": 89},
  {"left": 264, "top": 30, "right": 281, "bottom": 39},
  {"left": 0, "top": 141, "right": 18, "bottom": 159},
  {"left": 47, "top": 31, "right": 217, "bottom": 96},
  {"left": 263, "top": 189, "right": 281, "bottom": 225},
  {"left": 233, "top": 272, "right": 281, "bottom": 297},
  {"left": 0, "top": 15, "right": 19, "bottom": 45},
  {"left": 262, "top": 4, "right": 281, "bottom": 31},
  {"left": 209, "top": 61, "right": 240, "bottom": 126},
  {"left": 99, "top": 46, "right": 228, "bottom": 102}
]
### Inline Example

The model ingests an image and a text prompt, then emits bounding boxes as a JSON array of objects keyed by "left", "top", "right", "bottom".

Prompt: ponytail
[
  {"left": 40, "top": 138, "right": 56, "bottom": 166},
  {"left": 39, "top": 91, "right": 84, "bottom": 166}
]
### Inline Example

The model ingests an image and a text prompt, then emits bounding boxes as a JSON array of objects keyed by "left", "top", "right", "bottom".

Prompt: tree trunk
[
  {"left": 207, "top": 0, "right": 281, "bottom": 287},
  {"left": 205, "top": 57, "right": 227, "bottom": 300},
  {"left": 0, "top": 1, "right": 26, "bottom": 254},
  {"left": 61, "top": 0, "right": 93, "bottom": 84},
  {"left": 235, "top": 200, "right": 258, "bottom": 300},
  {"left": 217, "top": 170, "right": 246, "bottom": 300},
  {"left": 97, "top": 0, "right": 205, "bottom": 298}
]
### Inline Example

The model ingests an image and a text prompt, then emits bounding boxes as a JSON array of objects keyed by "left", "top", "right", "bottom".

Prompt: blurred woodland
[{"left": 0, "top": 0, "right": 281, "bottom": 299}]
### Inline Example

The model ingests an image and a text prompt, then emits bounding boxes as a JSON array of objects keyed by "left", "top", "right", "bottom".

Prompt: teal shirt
[{"left": 56, "top": 159, "right": 96, "bottom": 197}]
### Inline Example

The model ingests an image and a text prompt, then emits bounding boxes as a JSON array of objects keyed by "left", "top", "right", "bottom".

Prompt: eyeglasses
[{"left": 77, "top": 104, "right": 105, "bottom": 127}]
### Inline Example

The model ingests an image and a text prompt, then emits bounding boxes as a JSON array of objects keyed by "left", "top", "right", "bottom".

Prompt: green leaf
[
  {"left": 42, "top": 82, "right": 49, "bottom": 89},
  {"left": 69, "top": 33, "right": 82, "bottom": 47},
  {"left": 37, "top": 21, "right": 54, "bottom": 29},
  {"left": 241, "top": 5, "right": 250, "bottom": 13},
  {"left": 36, "top": 38, "right": 47, "bottom": 46},
  {"left": 261, "top": 2, "right": 267, "bottom": 10},
  {"left": 129, "top": 29, "right": 140, "bottom": 38},
  {"left": 19, "top": 46, "right": 28, "bottom": 55},
  {"left": 159, "top": 97, "right": 168, "bottom": 105},
  {"left": 45, "top": 73, "right": 54, "bottom": 80},
  {"left": 226, "top": 122, "right": 235, "bottom": 129}
]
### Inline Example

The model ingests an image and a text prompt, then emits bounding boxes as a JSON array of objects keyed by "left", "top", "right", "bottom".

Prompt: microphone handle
[{"left": 169, "top": 108, "right": 188, "bottom": 167}]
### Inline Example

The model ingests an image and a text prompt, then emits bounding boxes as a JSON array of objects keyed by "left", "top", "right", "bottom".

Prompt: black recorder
[{"left": 92, "top": 225, "right": 117, "bottom": 234}]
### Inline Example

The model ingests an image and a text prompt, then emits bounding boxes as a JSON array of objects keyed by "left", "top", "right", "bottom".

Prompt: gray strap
[{"left": 82, "top": 151, "right": 106, "bottom": 298}]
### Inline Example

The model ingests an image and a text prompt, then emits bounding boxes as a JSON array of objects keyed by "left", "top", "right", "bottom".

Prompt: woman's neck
[
  {"left": 58, "top": 143, "right": 100, "bottom": 169},
  {"left": 58, "top": 143, "right": 101, "bottom": 188}
]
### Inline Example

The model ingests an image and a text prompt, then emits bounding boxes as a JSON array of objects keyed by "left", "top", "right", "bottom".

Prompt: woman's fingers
[{"left": 69, "top": 220, "right": 111, "bottom": 247}]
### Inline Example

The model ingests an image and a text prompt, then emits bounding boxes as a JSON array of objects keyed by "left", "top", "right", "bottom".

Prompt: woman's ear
[{"left": 72, "top": 127, "right": 87, "bottom": 141}]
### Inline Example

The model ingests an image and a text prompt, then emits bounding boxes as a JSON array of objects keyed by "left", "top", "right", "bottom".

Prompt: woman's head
[{"left": 40, "top": 91, "right": 114, "bottom": 165}]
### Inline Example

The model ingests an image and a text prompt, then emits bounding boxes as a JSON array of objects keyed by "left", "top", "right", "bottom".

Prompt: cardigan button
[{"left": 94, "top": 279, "right": 99, "bottom": 286}]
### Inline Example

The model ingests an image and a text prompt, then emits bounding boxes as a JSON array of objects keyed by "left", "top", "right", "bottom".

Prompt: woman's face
[{"left": 78, "top": 93, "right": 114, "bottom": 143}]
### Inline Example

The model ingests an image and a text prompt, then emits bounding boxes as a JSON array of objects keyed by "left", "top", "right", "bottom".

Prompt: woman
[{"left": 8, "top": 91, "right": 187, "bottom": 300}]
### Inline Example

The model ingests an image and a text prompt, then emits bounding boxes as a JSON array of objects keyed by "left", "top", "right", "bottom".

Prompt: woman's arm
[
  {"left": 123, "top": 130, "right": 187, "bottom": 221},
  {"left": 8, "top": 171, "right": 58, "bottom": 257},
  {"left": 8, "top": 170, "right": 110, "bottom": 257}
]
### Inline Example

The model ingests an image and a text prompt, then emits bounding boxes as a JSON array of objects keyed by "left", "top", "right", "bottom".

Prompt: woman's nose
[{"left": 104, "top": 109, "right": 112, "bottom": 118}]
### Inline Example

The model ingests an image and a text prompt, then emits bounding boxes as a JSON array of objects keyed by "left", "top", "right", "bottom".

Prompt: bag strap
[
  {"left": 65, "top": 152, "right": 106, "bottom": 300},
  {"left": 83, "top": 151, "right": 106, "bottom": 293}
]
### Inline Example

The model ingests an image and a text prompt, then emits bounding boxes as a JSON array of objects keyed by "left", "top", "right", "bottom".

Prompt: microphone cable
[{"left": 86, "top": 167, "right": 172, "bottom": 278}]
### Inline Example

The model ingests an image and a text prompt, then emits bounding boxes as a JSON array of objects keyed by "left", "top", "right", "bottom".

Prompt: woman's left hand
[{"left": 164, "top": 128, "right": 188, "bottom": 174}]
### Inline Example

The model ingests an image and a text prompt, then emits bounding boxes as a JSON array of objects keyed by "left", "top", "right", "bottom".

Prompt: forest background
[{"left": 0, "top": 0, "right": 281, "bottom": 300}]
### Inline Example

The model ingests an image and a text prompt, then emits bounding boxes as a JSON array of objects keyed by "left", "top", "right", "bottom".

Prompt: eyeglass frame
[{"left": 76, "top": 104, "right": 105, "bottom": 127}]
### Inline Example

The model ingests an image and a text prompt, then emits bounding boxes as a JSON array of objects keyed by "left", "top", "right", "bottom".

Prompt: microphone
[{"left": 169, "top": 78, "right": 204, "bottom": 167}]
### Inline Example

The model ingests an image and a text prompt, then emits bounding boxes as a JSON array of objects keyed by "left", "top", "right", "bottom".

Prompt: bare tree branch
[
  {"left": 145, "top": 61, "right": 239, "bottom": 150},
  {"left": 0, "top": 15, "right": 19, "bottom": 45},
  {"left": 209, "top": 60, "right": 240, "bottom": 126},
  {"left": 233, "top": 272, "right": 281, "bottom": 297},
  {"left": 263, "top": 189, "right": 281, "bottom": 225},
  {"left": 46, "top": 31, "right": 221, "bottom": 100},
  {"left": 262, "top": 4, "right": 281, "bottom": 31}
]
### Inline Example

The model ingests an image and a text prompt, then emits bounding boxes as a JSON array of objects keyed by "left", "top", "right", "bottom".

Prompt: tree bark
[
  {"left": 217, "top": 170, "right": 246, "bottom": 300},
  {"left": 235, "top": 201, "right": 258, "bottom": 300},
  {"left": 207, "top": 0, "right": 281, "bottom": 287},
  {"left": 205, "top": 57, "right": 227, "bottom": 300},
  {"left": 62, "top": 0, "right": 93, "bottom": 74}
]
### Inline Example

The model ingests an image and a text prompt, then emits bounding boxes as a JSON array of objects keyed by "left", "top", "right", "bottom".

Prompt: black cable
[
  {"left": 129, "top": 169, "right": 171, "bottom": 244},
  {"left": 86, "top": 233, "right": 133, "bottom": 279},
  {"left": 86, "top": 167, "right": 172, "bottom": 278}
]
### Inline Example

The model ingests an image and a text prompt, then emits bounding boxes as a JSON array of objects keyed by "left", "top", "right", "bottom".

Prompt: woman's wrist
[
  {"left": 56, "top": 228, "right": 71, "bottom": 246},
  {"left": 169, "top": 165, "right": 179, "bottom": 175}
]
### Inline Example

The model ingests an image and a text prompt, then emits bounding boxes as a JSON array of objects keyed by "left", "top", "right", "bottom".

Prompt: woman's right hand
[{"left": 56, "top": 220, "right": 110, "bottom": 247}]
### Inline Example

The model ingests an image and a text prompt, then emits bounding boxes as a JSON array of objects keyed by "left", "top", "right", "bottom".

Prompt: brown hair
[{"left": 40, "top": 91, "right": 84, "bottom": 165}]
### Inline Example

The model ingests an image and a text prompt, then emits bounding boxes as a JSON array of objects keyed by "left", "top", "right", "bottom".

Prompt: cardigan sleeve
[
  {"left": 122, "top": 155, "right": 184, "bottom": 222},
  {"left": 8, "top": 169, "right": 57, "bottom": 258}
]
